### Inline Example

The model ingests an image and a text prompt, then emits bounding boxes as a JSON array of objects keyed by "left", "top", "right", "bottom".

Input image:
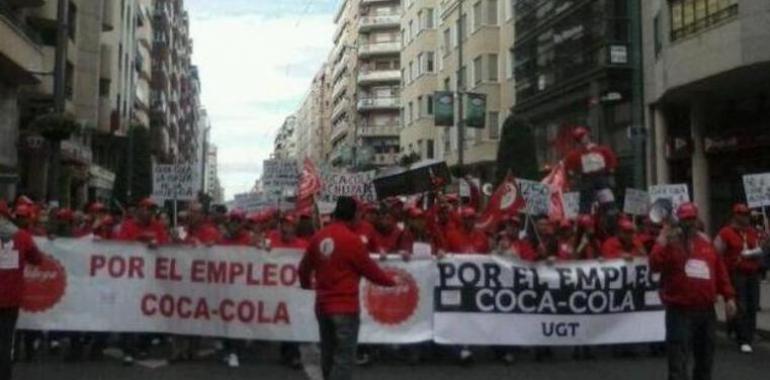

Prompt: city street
[{"left": 14, "top": 336, "right": 770, "bottom": 380}]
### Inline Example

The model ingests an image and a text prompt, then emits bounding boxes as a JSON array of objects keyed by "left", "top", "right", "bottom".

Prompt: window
[
  {"left": 473, "top": 56, "right": 482, "bottom": 85},
  {"left": 409, "top": 20, "right": 415, "bottom": 42},
  {"left": 426, "top": 94, "right": 434, "bottom": 115},
  {"left": 459, "top": 65, "right": 467, "bottom": 88},
  {"left": 408, "top": 102, "right": 414, "bottom": 124},
  {"left": 417, "top": 95, "right": 423, "bottom": 117},
  {"left": 654, "top": 12, "right": 662, "bottom": 57},
  {"left": 488, "top": 112, "right": 499, "bottom": 139},
  {"left": 473, "top": 2, "right": 482, "bottom": 31},
  {"left": 486, "top": 0, "right": 498, "bottom": 25},
  {"left": 426, "top": 139, "right": 435, "bottom": 159},
  {"left": 423, "top": 8, "right": 435, "bottom": 29},
  {"left": 507, "top": 49, "right": 514, "bottom": 79},
  {"left": 443, "top": 28, "right": 451, "bottom": 55},
  {"left": 68, "top": 2, "right": 77, "bottom": 40},
  {"left": 419, "top": 51, "right": 435, "bottom": 73},
  {"left": 460, "top": 13, "right": 467, "bottom": 39},
  {"left": 488, "top": 54, "right": 498, "bottom": 81},
  {"left": 669, "top": 0, "right": 738, "bottom": 41}
]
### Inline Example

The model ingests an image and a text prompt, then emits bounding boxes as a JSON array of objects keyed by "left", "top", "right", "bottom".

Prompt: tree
[
  {"left": 495, "top": 115, "right": 539, "bottom": 184},
  {"left": 113, "top": 126, "right": 153, "bottom": 206}
]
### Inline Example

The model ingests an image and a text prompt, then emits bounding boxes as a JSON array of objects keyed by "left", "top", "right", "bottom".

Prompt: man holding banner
[
  {"left": 650, "top": 203, "right": 737, "bottom": 380},
  {"left": 299, "top": 197, "right": 396, "bottom": 380}
]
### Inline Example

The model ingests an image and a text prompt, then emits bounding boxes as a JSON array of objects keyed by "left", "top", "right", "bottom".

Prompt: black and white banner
[{"left": 433, "top": 255, "right": 664, "bottom": 346}]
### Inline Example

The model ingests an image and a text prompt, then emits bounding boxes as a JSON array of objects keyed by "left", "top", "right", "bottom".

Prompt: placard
[{"left": 623, "top": 189, "right": 650, "bottom": 216}]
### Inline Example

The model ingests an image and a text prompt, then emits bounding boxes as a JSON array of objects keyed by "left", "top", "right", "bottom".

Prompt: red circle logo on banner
[
  {"left": 364, "top": 267, "right": 419, "bottom": 325},
  {"left": 22, "top": 255, "right": 67, "bottom": 313}
]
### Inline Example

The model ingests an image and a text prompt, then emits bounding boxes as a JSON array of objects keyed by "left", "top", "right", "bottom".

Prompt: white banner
[
  {"left": 743, "top": 173, "right": 770, "bottom": 208},
  {"left": 152, "top": 164, "right": 199, "bottom": 202},
  {"left": 18, "top": 238, "right": 433, "bottom": 344},
  {"left": 319, "top": 171, "right": 377, "bottom": 203},
  {"left": 433, "top": 255, "right": 664, "bottom": 346},
  {"left": 18, "top": 239, "right": 664, "bottom": 346}
]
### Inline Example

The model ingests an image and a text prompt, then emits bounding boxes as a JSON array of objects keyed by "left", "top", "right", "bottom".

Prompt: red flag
[
  {"left": 295, "top": 158, "right": 322, "bottom": 215},
  {"left": 477, "top": 174, "right": 525, "bottom": 231},
  {"left": 541, "top": 161, "right": 568, "bottom": 221}
]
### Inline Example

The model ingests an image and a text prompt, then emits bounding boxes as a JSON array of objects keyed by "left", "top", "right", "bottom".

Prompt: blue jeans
[{"left": 318, "top": 314, "right": 360, "bottom": 380}]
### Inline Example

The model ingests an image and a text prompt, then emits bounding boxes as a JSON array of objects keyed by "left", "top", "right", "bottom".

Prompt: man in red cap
[
  {"left": 1, "top": 204, "right": 44, "bottom": 379},
  {"left": 650, "top": 202, "right": 736, "bottom": 380},
  {"left": 601, "top": 218, "right": 646, "bottom": 260},
  {"left": 445, "top": 207, "right": 490, "bottom": 255},
  {"left": 564, "top": 126, "right": 618, "bottom": 214},
  {"left": 497, "top": 215, "right": 538, "bottom": 260},
  {"left": 268, "top": 214, "right": 308, "bottom": 250},
  {"left": 714, "top": 203, "right": 765, "bottom": 354},
  {"left": 299, "top": 196, "right": 395, "bottom": 380},
  {"left": 116, "top": 198, "right": 170, "bottom": 246}
]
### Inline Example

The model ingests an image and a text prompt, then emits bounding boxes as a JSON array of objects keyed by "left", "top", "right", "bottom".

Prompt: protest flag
[{"left": 477, "top": 173, "right": 525, "bottom": 231}]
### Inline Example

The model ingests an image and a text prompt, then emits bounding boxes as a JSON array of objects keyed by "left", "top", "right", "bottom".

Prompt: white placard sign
[
  {"left": 624, "top": 189, "right": 650, "bottom": 216},
  {"left": 742, "top": 173, "right": 770, "bottom": 208},
  {"left": 648, "top": 184, "right": 690, "bottom": 210},
  {"left": 152, "top": 163, "right": 199, "bottom": 202},
  {"left": 516, "top": 179, "right": 551, "bottom": 216}
]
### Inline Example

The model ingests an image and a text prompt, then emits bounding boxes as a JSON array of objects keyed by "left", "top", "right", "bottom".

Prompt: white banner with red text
[{"left": 17, "top": 238, "right": 435, "bottom": 344}]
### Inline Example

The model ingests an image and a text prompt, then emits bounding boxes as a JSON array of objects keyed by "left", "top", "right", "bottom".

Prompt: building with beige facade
[
  {"left": 295, "top": 64, "right": 331, "bottom": 165},
  {"left": 328, "top": 0, "right": 402, "bottom": 169},
  {"left": 400, "top": 0, "right": 513, "bottom": 179}
]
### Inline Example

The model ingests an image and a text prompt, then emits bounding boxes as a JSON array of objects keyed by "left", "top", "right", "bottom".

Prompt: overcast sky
[{"left": 187, "top": 0, "right": 338, "bottom": 200}]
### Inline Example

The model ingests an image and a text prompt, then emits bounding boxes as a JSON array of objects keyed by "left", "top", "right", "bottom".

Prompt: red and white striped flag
[{"left": 295, "top": 158, "right": 322, "bottom": 214}]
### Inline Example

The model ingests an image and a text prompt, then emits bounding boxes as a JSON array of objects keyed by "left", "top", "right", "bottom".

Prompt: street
[{"left": 14, "top": 336, "right": 770, "bottom": 380}]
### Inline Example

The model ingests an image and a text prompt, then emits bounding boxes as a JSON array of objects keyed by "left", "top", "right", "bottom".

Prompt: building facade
[
  {"left": 328, "top": 0, "right": 402, "bottom": 169},
  {"left": 295, "top": 65, "right": 330, "bottom": 164},
  {"left": 512, "top": 0, "right": 642, "bottom": 190},
  {"left": 642, "top": 0, "right": 766, "bottom": 230},
  {"left": 401, "top": 0, "right": 512, "bottom": 179},
  {"left": 273, "top": 115, "right": 298, "bottom": 160},
  {"left": 204, "top": 143, "right": 223, "bottom": 203}
]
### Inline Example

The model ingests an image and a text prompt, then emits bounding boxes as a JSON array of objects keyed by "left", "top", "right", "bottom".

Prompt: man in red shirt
[
  {"left": 268, "top": 215, "right": 308, "bottom": 250},
  {"left": 714, "top": 203, "right": 765, "bottom": 353},
  {"left": 601, "top": 218, "right": 646, "bottom": 260},
  {"left": 445, "top": 207, "right": 490, "bottom": 255},
  {"left": 1, "top": 204, "right": 44, "bottom": 379},
  {"left": 650, "top": 203, "right": 736, "bottom": 380},
  {"left": 299, "top": 197, "right": 395, "bottom": 380},
  {"left": 116, "top": 198, "right": 170, "bottom": 246},
  {"left": 564, "top": 126, "right": 618, "bottom": 214}
]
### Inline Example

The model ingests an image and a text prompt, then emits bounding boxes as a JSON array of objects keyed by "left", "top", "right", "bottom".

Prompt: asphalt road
[{"left": 14, "top": 337, "right": 770, "bottom": 380}]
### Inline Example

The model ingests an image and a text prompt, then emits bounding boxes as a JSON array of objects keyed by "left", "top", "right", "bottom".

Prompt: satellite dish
[
  {"left": 482, "top": 183, "right": 494, "bottom": 197},
  {"left": 649, "top": 198, "right": 674, "bottom": 224}
]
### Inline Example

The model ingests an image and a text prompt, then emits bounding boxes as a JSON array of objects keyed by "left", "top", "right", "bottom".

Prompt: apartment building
[
  {"left": 0, "top": 0, "right": 45, "bottom": 200},
  {"left": 642, "top": 0, "right": 768, "bottom": 230},
  {"left": 274, "top": 115, "right": 298, "bottom": 160},
  {"left": 204, "top": 143, "right": 223, "bottom": 203},
  {"left": 150, "top": 0, "right": 199, "bottom": 164},
  {"left": 328, "top": 0, "right": 402, "bottom": 169},
  {"left": 423, "top": 0, "right": 512, "bottom": 179},
  {"left": 295, "top": 65, "right": 331, "bottom": 164}
]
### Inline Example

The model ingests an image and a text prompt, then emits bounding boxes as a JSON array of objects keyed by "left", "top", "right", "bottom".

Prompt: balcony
[
  {"left": 358, "top": 14, "right": 400, "bottom": 31},
  {"left": 357, "top": 69, "right": 400, "bottom": 84},
  {"left": 332, "top": 53, "right": 349, "bottom": 81},
  {"left": 61, "top": 138, "right": 93, "bottom": 166},
  {"left": 331, "top": 76, "right": 348, "bottom": 99},
  {"left": 331, "top": 98, "right": 349, "bottom": 121},
  {"left": 0, "top": 6, "right": 44, "bottom": 85},
  {"left": 27, "top": 0, "right": 57, "bottom": 29},
  {"left": 330, "top": 122, "right": 349, "bottom": 143},
  {"left": 358, "top": 125, "right": 399, "bottom": 137},
  {"left": 358, "top": 41, "right": 400, "bottom": 57},
  {"left": 357, "top": 96, "right": 400, "bottom": 111},
  {"left": 102, "top": 0, "right": 114, "bottom": 31}
]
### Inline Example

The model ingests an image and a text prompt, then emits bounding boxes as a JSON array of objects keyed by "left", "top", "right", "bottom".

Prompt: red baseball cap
[
  {"left": 578, "top": 214, "right": 594, "bottom": 229},
  {"left": 56, "top": 208, "right": 74, "bottom": 221},
  {"left": 88, "top": 202, "right": 107, "bottom": 213},
  {"left": 618, "top": 218, "right": 636, "bottom": 232},
  {"left": 280, "top": 214, "right": 297, "bottom": 224},
  {"left": 572, "top": 126, "right": 590, "bottom": 141},
  {"left": 732, "top": 203, "right": 750, "bottom": 215},
  {"left": 14, "top": 204, "right": 33, "bottom": 218},
  {"left": 407, "top": 207, "right": 425, "bottom": 219},
  {"left": 676, "top": 202, "right": 699, "bottom": 220}
]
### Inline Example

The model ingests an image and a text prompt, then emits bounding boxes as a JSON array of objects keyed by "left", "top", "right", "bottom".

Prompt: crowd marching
[{"left": 0, "top": 127, "right": 768, "bottom": 380}]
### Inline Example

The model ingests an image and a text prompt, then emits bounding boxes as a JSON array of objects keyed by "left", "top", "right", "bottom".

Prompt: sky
[{"left": 187, "top": 0, "right": 339, "bottom": 200}]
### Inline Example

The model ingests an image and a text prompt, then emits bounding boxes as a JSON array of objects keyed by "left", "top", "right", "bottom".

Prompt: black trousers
[
  {"left": 1, "top": 308, "right": 19, "bottom": 380},
  {"left": 731, "top": 272, "right": 760, "bottom": 345},
  {"left": 666, "top": 308, "right": 716, "bottom": 380},
  {"left": 578, "top": 174, "right": 613, "bottom": 214},
  {"left": 318, "top": 314, "right": 359, "bottom": 380}
]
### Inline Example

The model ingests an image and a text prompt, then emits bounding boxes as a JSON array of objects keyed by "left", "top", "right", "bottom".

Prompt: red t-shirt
[
  {"left": 299, "top": 222, "right": 395, "bottom": 315},
  {"left": 188, "top": 223, "right": 222, "bottom": 245},
  {"left": 116, "top": 218, "right": 170, "bottom": 244},
  {"left": 510, "top": 239, "right": 538, "bottom": 262},
  {"left": 446, "top": 226, "right": 490, "bottom": 254},
  {"left": 369, "top": 227, "right": 406, "bottom": 254},
  {"left": 650, "top": 234, "right": 735, "bottom": 310},
  {"left": 1, "top": 228, "right": 44, "bottom": 308},
  {"left": 564, "top": 144, "right": 618, "bottom": 176},
  {"left": 715, "top": 225, "right": 763, "bottom": 275},
  {"left": 222, "top": 230, "right": 254, "bottom": 246},
  {"left": 601, "top": 236, "right": 646, "bottom": 260}
]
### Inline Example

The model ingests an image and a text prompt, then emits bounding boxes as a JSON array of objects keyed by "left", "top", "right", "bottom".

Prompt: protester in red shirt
[
  {"left": 714, "top": 203, "right": 766, "bottom": 353},
  {"left": 444, "top": 207, "right": 490, "bottom": 255},
  {"left": 268, "top": 215, "right": 308, "bottom": 250},
  {"left": 183, "top": 204, "right": 222, "bottom": 246},
  {"left": 573, "top": 214, "right": 601, "bottom": 260},
  {"left": 221, "top": 210, "right": 254, "bottom": 246},
  {"left": 601, "top": 218, "right": 646, "bottom": 261},
  {"left": 116, "top": 198, "right": 169, "bottom": 245},
  {"left": 299, "top": 197, "right": 395, "bottom": 380},
  {"left": 400, "top": 207, "right": 436, "bottom": 258},
  {"left": 496, "top": 215, "right": 537, "bottom": 262},
  {"left": 1, "top": 204, "right": 44, "bottom": 380},
  {"left": 564, "top": 126, "right": 618, "bottom": 214},
  {"left": 650, "top": 202, "right": 736, "bottom": 380},
  {"left": 369, "top": 212, "right": 407, "bottom": 258}
]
